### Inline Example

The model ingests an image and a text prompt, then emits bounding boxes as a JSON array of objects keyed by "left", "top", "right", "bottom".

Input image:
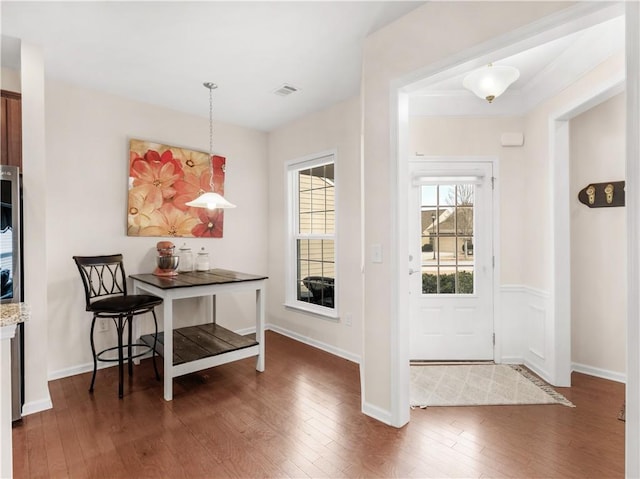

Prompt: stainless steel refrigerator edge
[{"left": 1, "top": 164, "right": 24, "bottom": 422}]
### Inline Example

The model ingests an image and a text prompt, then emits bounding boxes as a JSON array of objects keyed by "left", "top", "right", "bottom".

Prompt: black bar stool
[{"left": 73, "top": 254, "right": 162, "bottom": 398}]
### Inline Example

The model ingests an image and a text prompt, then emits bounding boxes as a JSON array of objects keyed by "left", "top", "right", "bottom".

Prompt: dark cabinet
[{"left": 1, "top": 90, "right": 22, "bottom": 169}]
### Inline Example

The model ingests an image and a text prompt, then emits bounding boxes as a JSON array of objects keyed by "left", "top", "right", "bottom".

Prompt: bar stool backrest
[{"left": 73, "top": 254, "right": 128, "bottom": 311}]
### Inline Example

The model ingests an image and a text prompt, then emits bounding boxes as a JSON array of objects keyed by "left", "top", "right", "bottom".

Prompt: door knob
[{"left": 409, "top": 268, "right": 419, "bottom": 275}]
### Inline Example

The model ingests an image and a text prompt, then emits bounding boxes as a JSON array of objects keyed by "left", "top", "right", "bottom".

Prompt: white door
[{"left": 409, "top": 160, "right": 494, "bottom": 360}]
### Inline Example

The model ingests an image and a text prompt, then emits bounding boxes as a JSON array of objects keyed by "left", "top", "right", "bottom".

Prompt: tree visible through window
[{"left": 287, "top": 153, "right": 336, "bottom": 314}]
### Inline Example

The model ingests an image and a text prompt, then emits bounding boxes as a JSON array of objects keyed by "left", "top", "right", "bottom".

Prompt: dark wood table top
[{"left": 130, "top": 268, "right": 268, "bottom": 290}]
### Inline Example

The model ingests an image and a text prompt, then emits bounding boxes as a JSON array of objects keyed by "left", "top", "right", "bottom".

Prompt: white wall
[
  {"left": 409, "top": 116, "right": 526, "bottom": 285},
  {"left": 20, "top": 42, "right": 52, "bottom": 414},
  {"left": 45, "top": 79, "right": 268, "bottom": 379},
  {"left": 1, "top": 67, "right": 21, "bottom": 92},
  {"left": 361, "top": 1, "right": 572, "bottom": 423},
  {"left": 267, "top": 96, "right": 362, "bottom": 362},
  {"left": 625, "top": 4, "right": 640, "bottom": 474},
  {"left": 570, "top": 92, "right": 626, "bottom": 380}
]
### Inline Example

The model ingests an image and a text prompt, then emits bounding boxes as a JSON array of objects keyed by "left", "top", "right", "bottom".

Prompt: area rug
[{"left": 410, "top": 364, "right": 575, "bottom": 408}]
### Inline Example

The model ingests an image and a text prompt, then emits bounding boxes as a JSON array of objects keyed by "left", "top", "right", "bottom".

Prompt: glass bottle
[
  {"left": 196, "top": 247, "right": 210, "bottom": 272},
  {"left": 178, "top": 243, "right": 193, "bottom": 272}
]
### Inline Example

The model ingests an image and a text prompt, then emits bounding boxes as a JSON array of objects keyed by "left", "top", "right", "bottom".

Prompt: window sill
[{"left": 284, "top": 302, "right": 339, "bottom": 321}]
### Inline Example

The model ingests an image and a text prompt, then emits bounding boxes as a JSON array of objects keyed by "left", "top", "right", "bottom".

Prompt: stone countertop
[{"left": 0, "top": 303, "right": 30, "bottom": 327}]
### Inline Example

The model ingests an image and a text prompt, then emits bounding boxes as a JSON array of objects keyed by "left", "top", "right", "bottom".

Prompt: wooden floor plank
[{"left": 12, "top": 331, "right": 625, "bottom": 478}]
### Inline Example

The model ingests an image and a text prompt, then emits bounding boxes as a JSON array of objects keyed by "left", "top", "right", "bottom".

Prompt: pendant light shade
[
  {"left": 185, "top": 192, "right": 236, "bottom": 209},
  {"left": 186, "top": 82, "right": 236, "bottom": 210},
  {"left": 463, "top": 64, "right": 520, "bottom": 103}
]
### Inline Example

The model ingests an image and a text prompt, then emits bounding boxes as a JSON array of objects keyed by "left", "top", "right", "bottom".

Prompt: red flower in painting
[
  {"left": 130, "top": 149, "right": 183, "bottom": 200},
  {"left": 172, "top": 155, "right": 227, "bottom": 211},
  {"left": 172, "top": 171, "right": 210, "bottom": 211},
  {"left": 211, "top": 155, "right": 226, "bottom": 195},
  {"left": 192, "top": 208, "right": 224, "bottom": 238}
]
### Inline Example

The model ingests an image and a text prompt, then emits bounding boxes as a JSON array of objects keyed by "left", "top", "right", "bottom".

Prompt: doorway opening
[{"left": 389, "top": 3, "right": 627, "bottom": 430}]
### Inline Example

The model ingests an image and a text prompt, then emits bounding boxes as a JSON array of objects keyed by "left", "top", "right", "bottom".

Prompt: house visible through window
[
  {"left": 286, "top": 152, "right": 336, "bottom": 316},
  {"left": 421, "top": 183, "right": 475, "bottom": 295}
]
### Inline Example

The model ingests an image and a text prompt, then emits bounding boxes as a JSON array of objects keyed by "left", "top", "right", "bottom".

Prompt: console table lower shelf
[{"left": 140, "top": 323, "right": 259, "bottom": 378}]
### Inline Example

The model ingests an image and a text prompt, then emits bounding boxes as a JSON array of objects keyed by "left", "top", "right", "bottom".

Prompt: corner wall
[
  {"left": 21, "top": 42, "right": 51, "bottom": 414},
  {"left": 569, "top": 93, "right": 626, "bottom": 382},
  {"left": 521, "top": 52, "right": 624, "bottom": 383}
]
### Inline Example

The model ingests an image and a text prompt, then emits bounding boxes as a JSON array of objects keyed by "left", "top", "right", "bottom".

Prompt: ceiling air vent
[{"left": 273, "top": 84, "right": 299, "bottom": 97}]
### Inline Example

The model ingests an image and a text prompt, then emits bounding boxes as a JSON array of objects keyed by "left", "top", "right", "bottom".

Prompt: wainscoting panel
[
  {"left": 499, "top": 285, "right": 554, "bottom": 383},
  {"left": 498, "top": 285, "right": 526, "bottom": 364}
]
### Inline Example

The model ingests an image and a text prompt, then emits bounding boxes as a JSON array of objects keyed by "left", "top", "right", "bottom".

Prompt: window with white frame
[{"left": 286, "top": 152, "right": 336, "bottom": 316}]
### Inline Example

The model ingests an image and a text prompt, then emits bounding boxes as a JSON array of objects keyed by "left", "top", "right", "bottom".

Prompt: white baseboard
[
  {"left": 500, "top": 356, "right": 524, "bottom": 364},
  {"left": 572, "top": 362, "right": 626, "bottom": 383},
  {"left": 48, "top": 350, "right": 156, "bottom": 381},
  {"left": 22, "top": 396, "right": 53, "bottom": 416},
  {"left": 266, "top": 323, "right": 361, "bottom": 364},
  {"left": 233, "top": 326, "right": 256, "bottom": 336},
  {"left": 523, "top": 360, "right": 553, "bottom": 385},
  {"left": 49, "top": 361, "right": 100, "bottom": 381},
  {"left": 361, "top": 401, "right": 392, "bottom": 425}
]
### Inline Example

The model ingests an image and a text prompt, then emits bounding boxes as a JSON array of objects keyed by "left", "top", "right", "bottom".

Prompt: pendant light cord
[{"left": 204, "top": 82, "right": 218, "bottom": 192}]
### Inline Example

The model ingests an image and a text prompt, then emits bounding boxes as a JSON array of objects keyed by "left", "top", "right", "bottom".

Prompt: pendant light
[
  {"left": 462, "top": 63, "right": 520, "bottom": 103},
  {"left": 185, "top": 82, "right": 236, "bottom": 209}
]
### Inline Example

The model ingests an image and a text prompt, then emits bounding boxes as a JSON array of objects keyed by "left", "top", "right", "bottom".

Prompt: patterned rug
[{"left": 410, "top": 364, "right": 574, "bottom": 408}]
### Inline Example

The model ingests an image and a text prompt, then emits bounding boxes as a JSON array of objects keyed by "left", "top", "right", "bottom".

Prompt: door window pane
[{"left": 420, "top": 184, "right": 475, "bottom": 295}]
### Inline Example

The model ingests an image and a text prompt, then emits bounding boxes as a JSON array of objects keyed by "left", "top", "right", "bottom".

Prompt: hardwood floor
[{"left": 13, "top": 331, "right": 625, "bottom": 478}]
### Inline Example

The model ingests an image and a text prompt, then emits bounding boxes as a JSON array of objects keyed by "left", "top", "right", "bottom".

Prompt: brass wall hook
[
  {"left": 578, "top": 181, "right": 625, "bottom": 208},
  {"left": 586, "top": 185, "right": 596, "bottom": 205},
  {"left": 604, "top": 184, "right": 614, "bottom": 204}
]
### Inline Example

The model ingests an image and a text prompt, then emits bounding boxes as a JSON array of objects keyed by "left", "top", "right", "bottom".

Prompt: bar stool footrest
[{"left": 95, "top": 343, "right": 156, "bottom": 363}]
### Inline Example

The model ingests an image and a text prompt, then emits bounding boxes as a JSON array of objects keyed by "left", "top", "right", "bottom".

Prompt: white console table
[{"left": 131, "top": 269, "right": 267, "bottom": 401}]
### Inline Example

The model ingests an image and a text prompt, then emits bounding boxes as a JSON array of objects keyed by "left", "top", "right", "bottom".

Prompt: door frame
[
  {"left": 549, "top": 77, "right": 625, "bottom": 387},
  {"left": 407, "top": 157, "right": 499, "bottom": 362}
]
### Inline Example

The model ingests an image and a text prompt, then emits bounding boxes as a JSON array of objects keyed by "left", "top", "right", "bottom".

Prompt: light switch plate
[{"left": 371, "top": 244, "right": 383, "bottom": 263}]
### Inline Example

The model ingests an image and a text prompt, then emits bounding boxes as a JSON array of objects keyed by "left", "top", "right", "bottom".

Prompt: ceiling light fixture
[
  {"left": 185, "top": 82, "right": 236, "bottom": 210},
  {"left": 462, "top": 63, "right": 520, "bottom": 103}
]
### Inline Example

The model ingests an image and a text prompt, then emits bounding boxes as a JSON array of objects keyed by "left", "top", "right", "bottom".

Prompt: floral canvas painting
[{"left": 127, "top": 139, "right": 227, "bottom": 237}]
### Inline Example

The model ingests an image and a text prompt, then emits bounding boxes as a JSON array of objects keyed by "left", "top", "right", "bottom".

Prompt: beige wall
[
  {"left": 409, "top": 116, "right": 526, "bottom": 284},
  {"left": 570, "top": 93, "right": 626, "bottom": 377},
  {"left": 522, "top": 52, "right": 625, "bottom": 290},
  {"left": 267, "top": 96, "right": 362, "bottom": 361},
  {"left": 45, "top": 79, "right": 268, "bottom": 377},
  {"left": 361, "top": 1, "right": 572, "bottom": 419},
  {"left": 1, "top": 67, "right": 21, "bottom": 92}
]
